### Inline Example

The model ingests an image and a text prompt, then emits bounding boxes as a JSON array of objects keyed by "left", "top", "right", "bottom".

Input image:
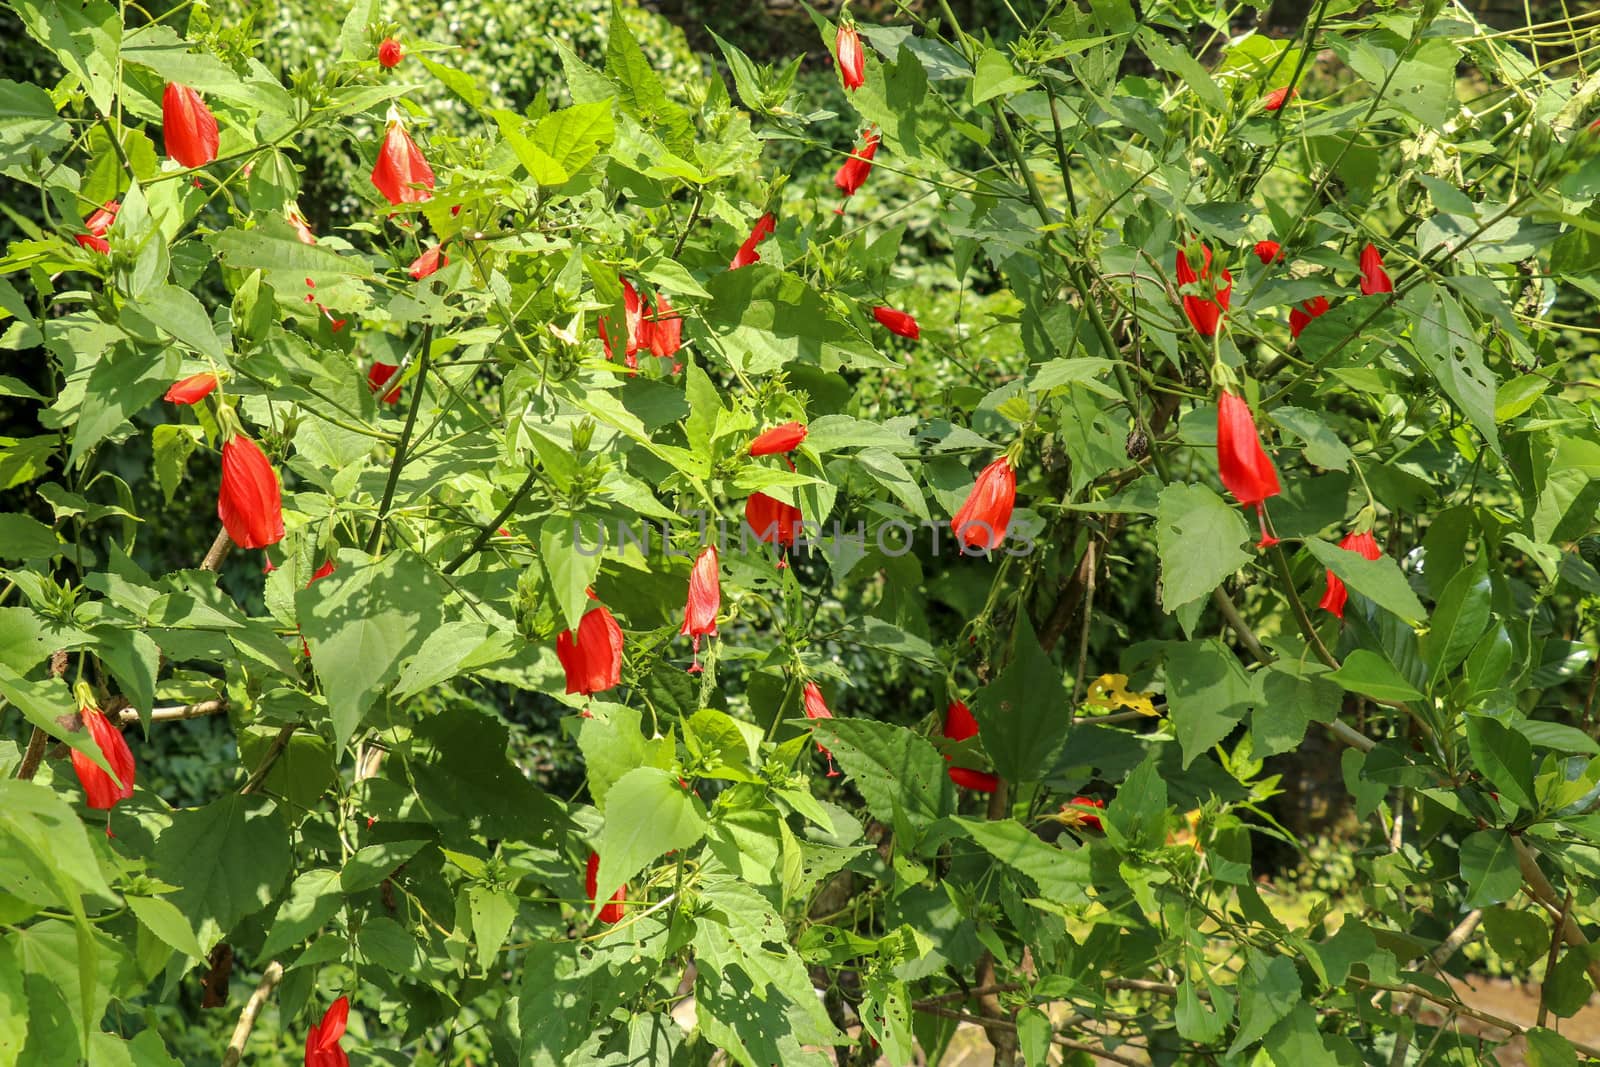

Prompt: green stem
[{"left": 366, "top": 324, "right": 434, "bottom": 554}]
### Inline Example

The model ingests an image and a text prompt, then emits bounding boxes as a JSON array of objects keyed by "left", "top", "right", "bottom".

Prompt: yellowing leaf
[{"left": 1085, "top": 673, "right": 1159, "bottom": 717}]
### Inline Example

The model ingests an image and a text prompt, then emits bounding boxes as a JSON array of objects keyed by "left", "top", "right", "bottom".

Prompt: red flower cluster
[
  {"left": 836, "top": 23, "right": 865, "bottom": 91},
  {"left": 1216, "top": 390, "right": 1280, "bottom": 550},
  {"left": 942, "top": 700, "right": 998, "bottom": 793},
  {"left": 165, "top": 372, "right": 218, "bottom": 405},
  {"left": 76, "top": 200, "right": 119, "bottom": 254},
  {"left": 730, "top": 212, "right": 776, "bottom": 270},
  {"left": 1175, "top": 240, "right": 1231, "bottom": 337},
  {"left": 680, "top": 546, "right": 720, "bottom": 673},
  {"left": 873, "top": 306, "right": 919, "bottom": 339},
  {"left": 585, "top": 851, "right": 626, "bottom": 924},
  {"left": 378, "top": 38, "right": 405, "bottom": 68},
  {"left": 599, "top": 278, "right": 682, "bottom": 370},
  {"left": 163, "top": 83, "right": 219, "bottom": 168},
  {"left": 556, "top": 601, "right": 624, "bottom": 696},
  {"left": 305, "top": 996, "right": 350, "bottom": 1067},
  {"left": 218, "top": 433, "right": 285, "bottom": 550},
  {"left": 834, "top": 130, "right": 880, "bottom": 207},
  {"left": 71, "top": 703, "right": 136, "bottom": 812},
  {"left": 802, "top": 682, "right": 839, "bottom": 777},
  {"left": 368, "top": 362, "right": 402, "bottom": 404},
  {"left": 951, "top": 457, "right": 1016, "bottom": 551},
  {"left": 1318, "top": 530, "right": 1383, "bottom": 618},
  {"left": 372, "top": 115, "right": 435, "bottom": 205}
]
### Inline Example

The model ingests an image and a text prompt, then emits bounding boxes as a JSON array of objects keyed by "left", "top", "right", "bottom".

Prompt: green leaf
[
  {"left": 1422, "top": 556, "right": 1490, "bottom": 686},
  {"left": 468, "top": 886, "right": 518, "bottom": 964},
  {"left": 1228, "top": 953, "right": 1301, "bottom": 1054},
  {"left": 151, "top": 424, "right": 201, "bottom": 505},
  {"left": 593, "top": 767, "right": 705, "bottom": 908},
  {"left": 259, "top": 868, "right": 342, "bottom": 958},
  {"left": 298, "top": 550, "right": 448, "bottom": 747},
  {"left": 1271, "top": 406, "right": 1352, "bottom": 470},
  {"left": 538, "top": 517, "right": 603, "bottom": 633},
  {"left": 1526, "top": 1028, "right": 1581, "bottom": 1067},
  {"left": 1105, "top": 755, "right": 1168, "bottom": 851},
  {"left": 1541, "top": 953, "right": 1593, "bottom": 1019},
  {"left": 1165, "top": 640, "right": 1256, "bottom": 767},
  {"left": 604, "top": 0, "right": 693, "bottom": 154},
  {"left": 139, "top": 285, "right": 225, "bottom": 360},
  {"left": 970, "top": 48, "right": 1034, "bottom": 104},
  {"left": 954, "top": 817, "right": 1090, "bottom": 904},
  {"left": 1155, "top": 483, "right": 1253, "bottom": 612},
  {"left": 1464, "top": 714, "right": 1535, "bottom": 810},
  {"left": 342, "top": 840, "right": 428, "bottom": 893},
  {"left": 69, "top": 347, "right": 178, "bottom": 467},
  {"left": 1323, "top": 650, "right": 1425, "bottom": 703},
  {"left": 533, "top": 101, "right": 614, "bottom": 183},
  {"left": 970, "top": 616, "right": 1069, "bottom": 783},
  {"left": 125, "top": 896, "right": 205, "bottom": 960},
  {"left": 409, "top": 708, "right": 567, "bottom": 842},
  {"left": 1304, "top": 538, "right": 1426, "bottom": 624},
  {"left": 0, "top": 514, "right": 61, "bottom": 561},
  {"left": 1458, "top": 830, "right": 1521, "bottom": 907},
  {"left": 153, "top": 795, "right": 291, "bottom": 950},
  {"left": 808, "top": 717, "right": 951, "bottom": 830},
  {"left": 0, "top": 667, "right": 114, "bottom": 775},
  {"left": 417, "top": 55, "right": 484, "bottom": 107},
  {"left": 579, "top": 705, "right": 674, "bottom": 806},
  {"left": 1135, "top": 27, "right": 1225, "bottom": 109}
]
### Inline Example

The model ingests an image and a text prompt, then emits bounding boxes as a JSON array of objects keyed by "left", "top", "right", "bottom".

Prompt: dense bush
[{"left": 4, "top": 0, "right": 1600, "bottom": 1065}]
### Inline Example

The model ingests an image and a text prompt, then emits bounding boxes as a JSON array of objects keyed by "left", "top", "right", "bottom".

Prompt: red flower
[
  {"left": 1216, "top": 390, "right": 1280, "bottom": 549},
  {"left": 836, "top": 23, "right": 865, "bottom": 91},
  {"left": 585, "top": 851, "right": 626, "bottom": 924},
  {"left": 802, "top": 682, "right": 840, "bottom": 777},
  {"left": 408, "top": 245, "right": 446, "bottom": 280},
  {"left": 1289, "top": 296, "right": 1330, "bottom": 339},
  {"left": 299, "top": 560, "right": 337, "bottom": 658},
  {"left": 75, "top": 200, "right": 118, "bottom": 254},
  {"left": 162, "top": 83, "right": 219, "bottom": 168},
  {"left": 749, "top": 421, "right": 807, "bottom": 457},
  {"left": 950, "top": 457, "right": 1016, "bottom": 551},
  {"left": 377, "top": 37, "right": 404, "bottom": 68},
  {"left": 165, "top": 372, "right": 219, "bottom": 404},
  {"left": 1175, "top": 241, "right": 1232, "bottom": 337},
  {"left": 287, "top": 207, "right": 317, "bottom": 245},
  {"left": 71, "top": 707, "right": 135, "bottom": 810},
  {"left": 834, "top": 130, "right": 880, "bottom": 199},
  {"left": 647, "top": 293, "right": 682, "bottom": 359},
  {"left": 1253, "top": 240, "right": 1283, "bottom": 264},
  {"left": 601, "top": 278, "right": 647, "bottom": 369},
  {"left": 367, "top": 362, "right": 401, "bottom": 404},
  {"left": 745, "top": 492, "right": 803, "bottom": 549},
  {"left": 730, "top": 212, "right": 776, "bottom": 270},
  {"left": 1318, "top": 530, "right": 1383, "bottom": 618},
  {"left": 680, "top": 546, "right": 720, "bottom": 673},
  {"left": 371, "top": 117, "right": 435, "bottom": 206},
  {"left": 942, "top": 699, "right": 998, "bottom": 793},
  {"left": 1263, "top": 87, "right": 1297, "bottom": 111},
  {"left": 1064, "top": 796, "right": 1104, "bottom": 831},
  {"left": 556, "top": 604, "right": 624, "bottom": 696},
  {"left": 218, "top": 435, "right": 285, "bottom": 549},
  {"left": 873, "top": 306, "right": 919, "bottom": 339},
  {"left": 1359, "top": 243, "right": 1393, "bottom": 295},
  {"left": 304, "top": 996, "right": 350, "bottom": 1067}
]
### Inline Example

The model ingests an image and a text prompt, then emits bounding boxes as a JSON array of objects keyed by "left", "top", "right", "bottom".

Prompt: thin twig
[
  {"left": 240, "top": 725, "right": 296, "bottom": 796},
  {"left": 220, "top": 961, "right": 284, "bottom": 1067},
  {"left": 119, "top": 700, "right": 228, "bottom": 726},
  {"left": 15, "top": 728, "right": 48, "bottom": 780},
  {"left": 1537, "top": 892, "right": 1571, "bottom": 1029},
  {"left": 442, "top": 466, "right": 540, "bottom": 574},
  {"left": 1354, "top": 977, "right": 1600, "bottom": 1059},
  {"left": 201, "top": 528, "right": 233, "bottom": 572},
  {"left": 1514, "top": 838, "right": 1600, "bottom": 989},
  {"left": 910, "top": 1003, "right": 1144, "bottom": 1067}
]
